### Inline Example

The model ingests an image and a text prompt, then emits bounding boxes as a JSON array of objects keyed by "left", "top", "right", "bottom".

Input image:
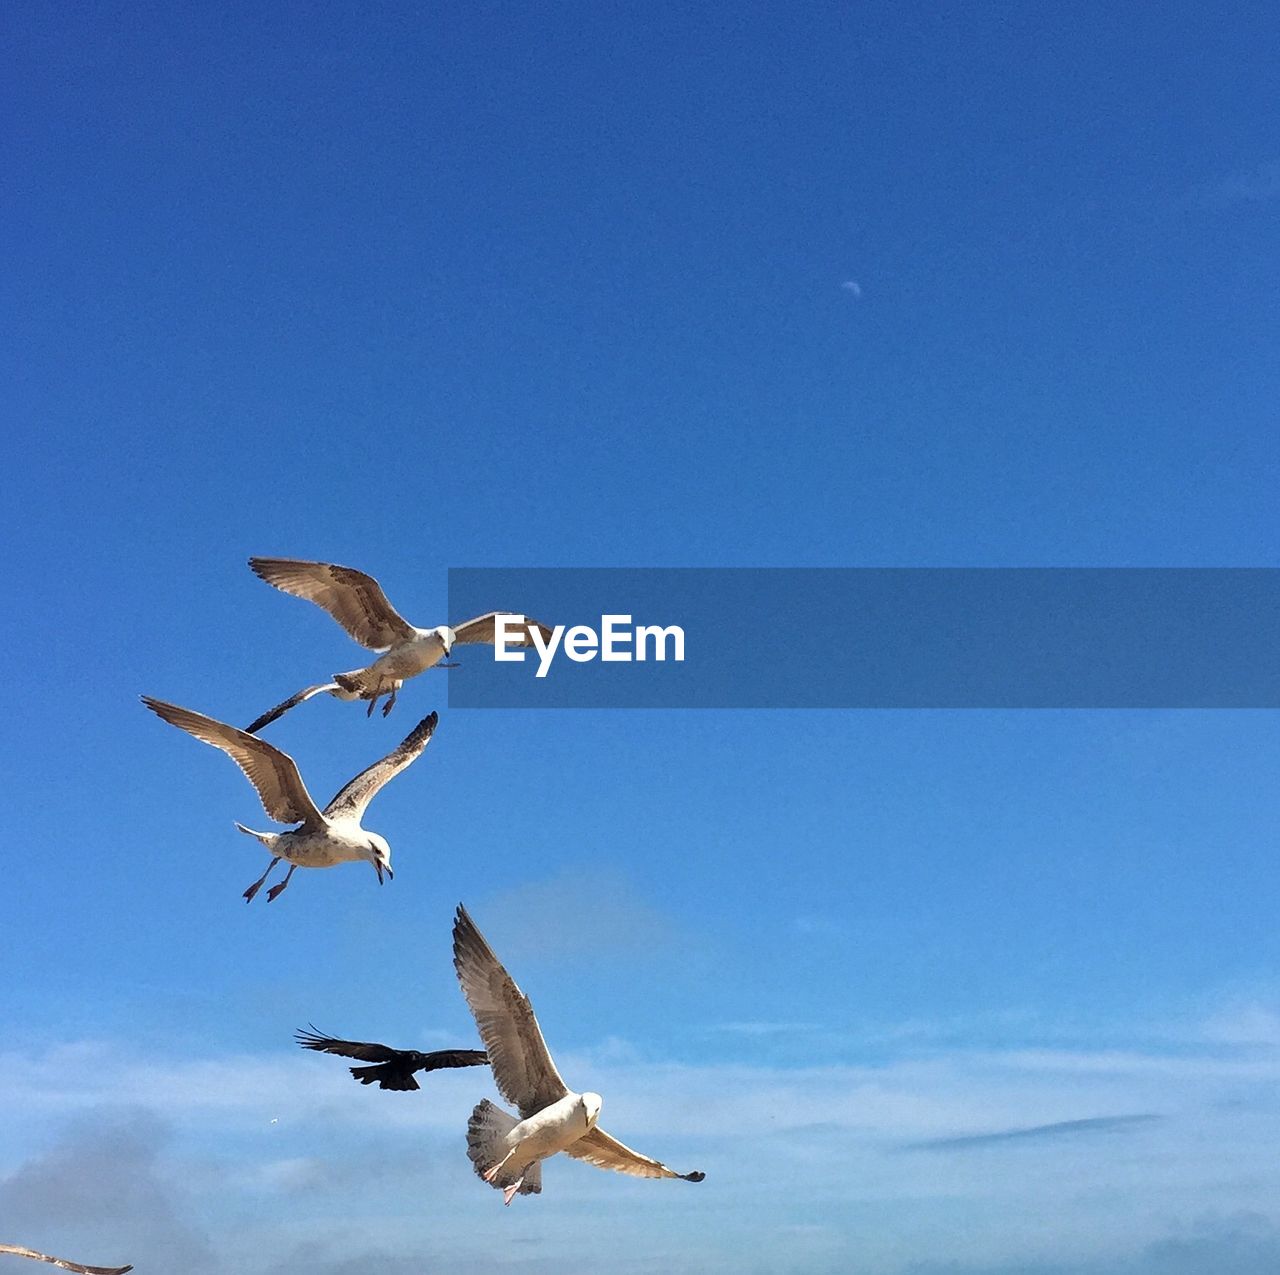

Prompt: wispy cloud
[
  {"left": 1197, "top": 160, "right": 1280, "bottom": 207},
  {"left": 2, "top": 1009, "right": 1278, "bottom": 1274},
  {"left": 904, "top": 1112, "right": 1161, "bottom": 1152},
  {"left": 1200, "top": 1002, "right": 1280, "bottom": 1047},
  {"left": 840, "top": 279, "right": 863, "bottom": 297},
  {"left": 0, "top": 1112, "right": 220, "bottom": 1274},
  {"left": 709, "top": 1021, "right": 821, "bottom": 1037},
  {"left": 904, "top": 1214, "right": 1280, "bottom": 1275}
]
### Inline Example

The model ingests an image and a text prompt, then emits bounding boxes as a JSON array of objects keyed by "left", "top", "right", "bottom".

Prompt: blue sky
[{"left": 3, "top": 2, "right": 1279, "bottom": 1271}]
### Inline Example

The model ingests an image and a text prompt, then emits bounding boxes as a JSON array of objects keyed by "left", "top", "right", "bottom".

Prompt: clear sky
[{"left": 3, "top": 2, "right": 1278, "bottom": 1272}]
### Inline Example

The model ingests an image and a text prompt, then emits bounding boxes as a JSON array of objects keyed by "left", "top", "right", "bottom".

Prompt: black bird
[{"left": 295, "top": 1025, "right": 488, "bottom": 1091}]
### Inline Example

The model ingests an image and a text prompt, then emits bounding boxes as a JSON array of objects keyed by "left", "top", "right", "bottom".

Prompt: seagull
[
  {"left": 245, "top": 557, "right": 553, "bottom": 730},
  {"left": 141, "top": 697, "right": 438, "bottom": 902},
  {"left": 294, "top": 1025, "right": 488, "bottom": 1090},
  {"left": 452, "top": 904, "right": 705, "bottom": 1205}
]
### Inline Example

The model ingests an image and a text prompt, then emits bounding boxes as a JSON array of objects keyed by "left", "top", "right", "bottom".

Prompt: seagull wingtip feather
[{"left": 140, "top": 694, "right": 178, "bottom": 721}]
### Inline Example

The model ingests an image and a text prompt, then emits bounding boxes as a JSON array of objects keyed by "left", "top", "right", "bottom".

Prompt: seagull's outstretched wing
[
  {"left": 250, "top": 557, "right": 417, "bottom": 650},
  {"left": 295, "top": 1026, "right": 487, "bottom": 1090},
  {"left": 244, "top": 682, "right": 339, "bottom": 734},
  {"left": 142, "top": 697, "right": 323, "bottom": 827},
  {"left": 323, "top": 712, "right": 438, "bottom": 820},
  {"left": 451, "top": 613, "right": 554, "bottom": 648},
  {"left": 564, "top": 1127, "right": 706, "bottom": 1182},
  {"left": 452, "top": 905, "right": 569, "bottom": 1118},
  {"left": 0, "top": 1243, "right": 133, "bottom": 1274}
]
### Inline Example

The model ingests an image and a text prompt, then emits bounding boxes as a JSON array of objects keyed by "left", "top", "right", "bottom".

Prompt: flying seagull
[
  {"left": 295, "top": 1025, "right": 488, "bottom": 1090},
  {"left": 0, "top": 1244, "right": 131, "bottom": 1274},
  {"left": 245, "top": 557, "right": 553, "bottom": 729},
  {"left": 452, "top": 904, "right": 705, "bottom": 1204},
  {"left": 141, "top": 697, "right": 438, "bottom": 902}
]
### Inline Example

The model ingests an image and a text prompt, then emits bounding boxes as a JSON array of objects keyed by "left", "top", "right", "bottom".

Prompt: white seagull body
[
  {"left": 141, "top": 697, "right": 438, "bottom": 902},
  {"left": 245, "top": 557, "right": 552, "bottom": 731},
  {"left": 452, "top": 905, "right": 705, "bottom": 1204}
]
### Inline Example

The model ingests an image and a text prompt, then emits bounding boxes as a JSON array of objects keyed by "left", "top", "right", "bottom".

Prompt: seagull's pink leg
[
  {"left": 483, "top": 1149, "right": 516, "bottom": 1183},
  {"left": 266, "top": 864, "right": 297, "bottom": 902},
  {"left": 502, "top": 1178, "right": 524, "bottom": 1206},
  {"left": 243, "top": 857, "right": 280, "bottom": 904}
]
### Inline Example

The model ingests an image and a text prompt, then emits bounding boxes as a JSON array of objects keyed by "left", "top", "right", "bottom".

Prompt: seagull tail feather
[
  {"left": 467, "top": 1100, "right": 540, "bottom": 1194},
  {"left": 233, "top": 822, "right": 278, "bottom": 849},
  {"left": 332, "top": 669, "right": 372, "bottom": 696}
]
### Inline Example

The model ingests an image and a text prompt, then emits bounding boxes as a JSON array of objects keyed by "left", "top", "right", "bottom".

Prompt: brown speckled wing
[
  {"left": 323, "top": 711, "right": 438, "bottom": 820},
  {"left": 141, "top": 697, "right": 322, "bottom": 827},
  {"left": 452, "top": 905, "right": 569, "bottom": 1118},
  {"left": 451, "top": 612, "right": 555, "bottom": 648},
  {"left": 250, "top": 557, "right": 417, "bottom": 650}
]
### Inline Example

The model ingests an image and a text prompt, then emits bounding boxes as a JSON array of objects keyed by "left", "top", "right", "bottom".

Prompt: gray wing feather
[
  {"left": 250, "top": 557, "right": 417, "bottom": 650},
  {"left": 141, "top": 697, "right": 322, "bottom": 826},
  {"left": 564, "top": 1127, "right": 706, "bottom": 1181},
  {"left": 323, "top": 712, "right": 438, "bottom": 820},
  {"left": 451, "top": 612, "right": 554, "bottom": 648},
  {"left": 244, "top": 682, "right": 337, "bottom": 734},
  {"left": 452, "top": 905, "right": 568, "bottom": 1117}
]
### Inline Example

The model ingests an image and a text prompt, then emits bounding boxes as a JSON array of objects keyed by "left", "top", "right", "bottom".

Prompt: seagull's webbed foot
[
  {"left": 243, "top": 857, "right": 281, "bottom": 904},
  {"left": 502, "top": 1178, "right": 524, "bottom": 1206},
  {"left": 381, "top": 687, "right": 398, "bottom": 717},
  {"left": 483, "top": 1149, "right": 515, "bottom": 1184},
  {"left": 365, "top": 695, "right": 378, "bottom": 718},
  {"left": 266, "top": 864, "right": 297, "bottom": 903}
]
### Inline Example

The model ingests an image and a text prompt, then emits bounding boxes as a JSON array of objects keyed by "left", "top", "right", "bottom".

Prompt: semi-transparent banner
[{"left": 445, "top": 568, "right": 1280, "bottom": 709}]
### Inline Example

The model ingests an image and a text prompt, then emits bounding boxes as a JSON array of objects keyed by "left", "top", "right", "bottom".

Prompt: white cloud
[
  {"left": 2, "top": 1008, "right": 1278, "bottom": 1274},
  {"left": 0, "top": 1113, "right": 219, "bottom": 1273}
]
